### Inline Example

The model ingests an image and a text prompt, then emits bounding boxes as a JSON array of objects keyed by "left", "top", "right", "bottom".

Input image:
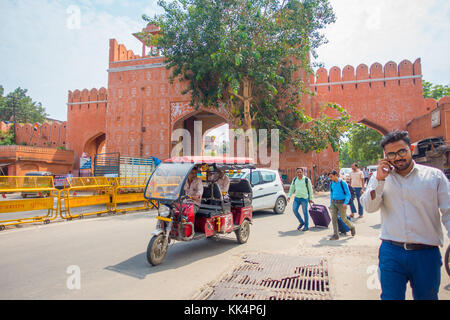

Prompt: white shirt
[
  {"left": 217, "top": 174, "right": 230, "bottom": 194},
  {"left": 361, "top": 162, "right": 450, "bottom": 247},
  {"left": 183, "top": 177, "right": 203, "bottom": 206}
]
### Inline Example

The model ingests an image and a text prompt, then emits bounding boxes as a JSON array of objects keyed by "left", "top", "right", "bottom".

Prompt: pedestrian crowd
[{"left": 286, "top": 130, "right": 449, "bottom": 300}]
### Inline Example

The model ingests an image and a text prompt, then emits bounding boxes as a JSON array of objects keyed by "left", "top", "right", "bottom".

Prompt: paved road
[{"left": 0, "top": 192, "right": 448, "bottom": 300}]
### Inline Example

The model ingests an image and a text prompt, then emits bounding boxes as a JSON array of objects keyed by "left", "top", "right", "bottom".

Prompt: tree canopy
[
  {"left": 422, "top": 80, "right": 450, "bottom": 100},
  {"left": 139, "top": 0, "right": 353, "bottom": 153},
  {"left": 339, "top": 125, "right": 383, "bottom": 168},
  {"left": 0, "top": 86, "right": 48, "bottom": 124}
]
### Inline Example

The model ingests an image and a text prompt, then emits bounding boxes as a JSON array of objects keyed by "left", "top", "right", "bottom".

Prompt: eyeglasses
[{"left": 385, "top": 148, "right": 408, "bottom": 160}]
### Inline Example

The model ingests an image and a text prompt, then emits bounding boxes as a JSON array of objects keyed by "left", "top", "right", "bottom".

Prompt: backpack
[
  {"left": 330, "top": 180, "right": 355, "bottom": 203},
  {"left": 292, "top": 176, "right": 311, "bottom": 200}
]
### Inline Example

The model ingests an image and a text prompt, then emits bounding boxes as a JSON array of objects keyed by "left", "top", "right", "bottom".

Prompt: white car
[
  {"left": 339, "top": 167, "right": 352, "bottom": 180},
  {"left": 367, "top": 165, "right": 378, "bottom": 177},
  {"left": 229, "top": 168, "right": 287, "bottom": 214}
]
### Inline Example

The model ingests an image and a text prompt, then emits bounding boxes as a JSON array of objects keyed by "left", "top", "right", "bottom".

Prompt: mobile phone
[{"left": 382, "top": 159, "right": 394, "bottom": 173}]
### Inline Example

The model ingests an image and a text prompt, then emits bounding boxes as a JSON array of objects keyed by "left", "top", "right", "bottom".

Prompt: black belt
[
  {"left": 383, "top": 240, "right": 438, "bottom": 251},
  {"left": 333, "top": 199, "right": 345, "bottom": 203}
]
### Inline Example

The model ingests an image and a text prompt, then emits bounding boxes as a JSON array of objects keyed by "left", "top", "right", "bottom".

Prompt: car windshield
[
  {"left": 145, "top": 162, "right": 193, "bottom": 201},
  {"left": 228, "top": 171, "right": 247, "bottom": 179}
]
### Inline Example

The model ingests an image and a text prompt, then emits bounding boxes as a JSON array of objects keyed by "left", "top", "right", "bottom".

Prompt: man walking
[
  {"left": 287, "top": 168, "right": 313, "bottom": 232},
  {"left": 361, "top": 130, "right": 450, "bottom": 300},
  {"left": 328, "top": 170, "right": 356, "bottom": 240},
  {"left": 349, "top": 162, "right": 365, "bottom": 218}
]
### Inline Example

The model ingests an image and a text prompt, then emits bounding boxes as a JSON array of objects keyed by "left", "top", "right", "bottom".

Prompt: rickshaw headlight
[{"left": 159, "top": 205, "right": 170, "bottom": 217}]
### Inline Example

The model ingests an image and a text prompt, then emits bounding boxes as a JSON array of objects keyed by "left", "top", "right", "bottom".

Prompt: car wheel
[{"left": 274, "top": 196, "right": 286, "bottom": 214}]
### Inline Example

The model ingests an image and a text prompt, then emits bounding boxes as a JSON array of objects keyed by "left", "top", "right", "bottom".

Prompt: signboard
[
  {"left": 80, "top": 157, "right": 92, "bottom": 169},
  {"left": 53, "top": 175, "right": 67, "bottom": 189},
  {"left": 431, "top": 109, "right": 441, "bottom": 128}
]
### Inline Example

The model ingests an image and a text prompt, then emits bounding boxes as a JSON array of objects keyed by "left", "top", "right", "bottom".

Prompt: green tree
[
  {"left": 0, "top": 127, "right": 15, "bottom": 145},
  {"left": 0, "top": 86, "right": 48, "bottom": 124},
  {"left": 139, "top": 0, "right": 352, "bottom": 154},
  {"left": 422, "top": 80, "right": 450, "bottom": 100},
  {"left": 339, "top": 125, "right": 383, "bottom": 168}
]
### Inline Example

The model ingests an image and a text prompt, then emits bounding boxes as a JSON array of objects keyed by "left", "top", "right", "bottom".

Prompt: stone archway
[
  {"left": 83, "top": 132, "right": 106, "bottom": 158},
  {"left": 171, "top": 107, "right": 229, "bottom": 157}
]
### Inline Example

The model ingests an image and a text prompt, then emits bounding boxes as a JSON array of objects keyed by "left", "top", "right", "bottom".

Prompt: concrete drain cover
[{"left": 193, "top": 253, "right": 331, "bottom": 300}]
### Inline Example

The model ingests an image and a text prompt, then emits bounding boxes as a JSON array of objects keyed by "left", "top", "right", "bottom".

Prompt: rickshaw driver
[
  {"left": 217, "top": 168, "right": 230, "bottom": 195},
  {"left": 183, "top": 166, "right": 203, "bottom": 213}
]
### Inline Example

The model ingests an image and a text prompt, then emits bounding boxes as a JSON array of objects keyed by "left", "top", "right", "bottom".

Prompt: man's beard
[{"left": 393, "top": 158, "right": 412, "bottom": 171}]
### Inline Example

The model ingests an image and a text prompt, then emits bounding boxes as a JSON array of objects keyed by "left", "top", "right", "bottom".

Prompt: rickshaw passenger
[
  {"left": 183, "top": 166, "right": 203, "bottom": 213},
  {"left": 217, "top": 169, "right": 230, "bottom": 194}
]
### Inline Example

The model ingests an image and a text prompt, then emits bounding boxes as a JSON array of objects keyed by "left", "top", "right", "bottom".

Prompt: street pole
[{"left": 12, "top": 96, "right": 16, "bottom": 145}]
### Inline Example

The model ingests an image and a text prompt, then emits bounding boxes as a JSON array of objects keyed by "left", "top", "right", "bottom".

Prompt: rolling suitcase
[
  {"left": 309, "top": 204, "right": 331, "bottom": 228},
  {"left": 338, "top": 215, "right": 351, "bottom": 234}
]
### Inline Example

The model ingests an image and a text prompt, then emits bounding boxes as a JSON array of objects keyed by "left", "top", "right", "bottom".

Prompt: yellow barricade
[
  {"left": 0, "top": 176, "right": 59, "bottom": 230},
  {"left": 60, "top": 177, "right": 113, "bottom": 220},
  {"left": 112, "top": 177, "right": 159, "bottom": 213}
]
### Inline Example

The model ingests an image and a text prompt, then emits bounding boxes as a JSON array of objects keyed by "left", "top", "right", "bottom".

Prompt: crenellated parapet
[
  {"left": 10, "top": 120, "right": 67, "bottom": 148},
  {"left": 67, "top": 87, "right": 108, "bottom": 112},
  {"left": 309, "top": 58, "right": 422, "bottom": 93},
  {"left": 309, "top": 58, "right": 427, "bottom": 133},
  {"left": 109, "top": 39, "right": 143, "bottom": 63}
]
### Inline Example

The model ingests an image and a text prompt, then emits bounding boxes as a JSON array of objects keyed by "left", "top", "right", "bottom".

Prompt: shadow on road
[
  {"left": 313, "top": 235, "right": 352, "bottom": 247},
  {"left": 252, "top": 210, "right": 276, "bottom": 219},
  {"left": 370, "top": 224, "right": 381, "bottom": 230},
  {"left": 278, "top": 226, "right": 328, "bottom": 237},
  {"left": 105, "top": 236, "right": 239, "bottom": 280}
]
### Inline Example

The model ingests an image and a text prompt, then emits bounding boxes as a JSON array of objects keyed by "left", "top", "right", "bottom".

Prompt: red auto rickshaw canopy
[{"left": 164, "top": 156, "right": 255, "bottom": 166}]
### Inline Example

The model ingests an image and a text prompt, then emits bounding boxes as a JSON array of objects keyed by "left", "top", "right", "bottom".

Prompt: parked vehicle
[
  {"left": 144, "top": 156, "right": 254, "bottom": 266},
  {"left": 228, "top": 168, "right": 287, "bottom": 214},
  {"left": 367, "top": 165, "right": 378, "bottom": 177},
  {"left": 21, "top": 171, "right": 53, "bottom": 198},
  {"left": 314, "top": 174, "right": 330, "bottom": 192},
  {"left": 339, "top": 168, "right": 352, "bottom": 180}
]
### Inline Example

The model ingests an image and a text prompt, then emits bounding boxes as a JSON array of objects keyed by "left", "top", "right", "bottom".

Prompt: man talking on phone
[{"left": 361, "top": 130, "right": 450, "bottom": 300}]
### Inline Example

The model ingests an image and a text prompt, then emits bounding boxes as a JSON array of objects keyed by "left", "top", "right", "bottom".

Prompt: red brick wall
[
  {"left": 66, "top": 87, "right": 107, "bottom": 168},
  {"left": 407, "top": 97, "right": 450, "bottom": 143}
]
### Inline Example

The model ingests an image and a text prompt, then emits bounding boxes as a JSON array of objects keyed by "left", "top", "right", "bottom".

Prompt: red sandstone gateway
[{"left": 144, "top": 156, "right": 254, "bottom": 266}]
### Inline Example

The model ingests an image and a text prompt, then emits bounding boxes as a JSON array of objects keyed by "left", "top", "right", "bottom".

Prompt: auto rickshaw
[{"left": 143, "top": 156, "right": 254, "bottom": 266}]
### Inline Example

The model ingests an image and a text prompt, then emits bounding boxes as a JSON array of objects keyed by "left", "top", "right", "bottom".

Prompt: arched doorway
[
  {"left": 171, "top": 110, "right": 228, "bottom": 157},
  {"left": 83, "top": 132, "right": 106, "bottom": 158}
]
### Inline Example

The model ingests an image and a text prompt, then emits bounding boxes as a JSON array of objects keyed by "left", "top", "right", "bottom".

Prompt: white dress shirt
[{"left": 361, "top": 162, "right": 450, "bottom": 247}]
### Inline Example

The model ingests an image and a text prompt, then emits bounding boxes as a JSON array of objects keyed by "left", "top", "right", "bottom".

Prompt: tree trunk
[{"left": 243, "top": 78, "right": 254, "bottom": 159}]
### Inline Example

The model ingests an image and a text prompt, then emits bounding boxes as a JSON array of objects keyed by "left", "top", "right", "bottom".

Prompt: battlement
[
  {"left": 67, "top": 87, "right": 108, "bottom": 112},
  {"left": 10, "top": 121, "right": 67, "bottom": 148},
  {"left": 310, "top": 58, "right": 422, "bottom": 93},
  {"left": 109, "top": 39, "right": 143, "bottom": 63}
]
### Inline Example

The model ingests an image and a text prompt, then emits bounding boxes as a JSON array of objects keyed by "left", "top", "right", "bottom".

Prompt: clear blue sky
[{"left": 0, "top": 0, "right": 449, "bottom": 121}]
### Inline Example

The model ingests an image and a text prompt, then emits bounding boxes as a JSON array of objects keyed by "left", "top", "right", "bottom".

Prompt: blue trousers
[
  {"left": 349, "top": 187, "right": 363, "bottom": 216},
  {"left": 292, "top": 197, "right": 309, "bottom": 229},
  {"left": 378, "top": 241, "right": 442, "bottom": 300}
]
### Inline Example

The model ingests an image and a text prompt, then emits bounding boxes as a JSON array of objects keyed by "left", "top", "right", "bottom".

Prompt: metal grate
[{"left": 193, "top": 253, "right": 331, "bottom": 300}]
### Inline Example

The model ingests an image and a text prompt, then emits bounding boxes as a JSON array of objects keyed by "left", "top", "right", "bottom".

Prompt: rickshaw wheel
[
  {"left": 236, "top": 220, "right": 250, "bottom": 244},
  {"left": 147, "top": 234, "right": 168, "bottom": 266}
]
